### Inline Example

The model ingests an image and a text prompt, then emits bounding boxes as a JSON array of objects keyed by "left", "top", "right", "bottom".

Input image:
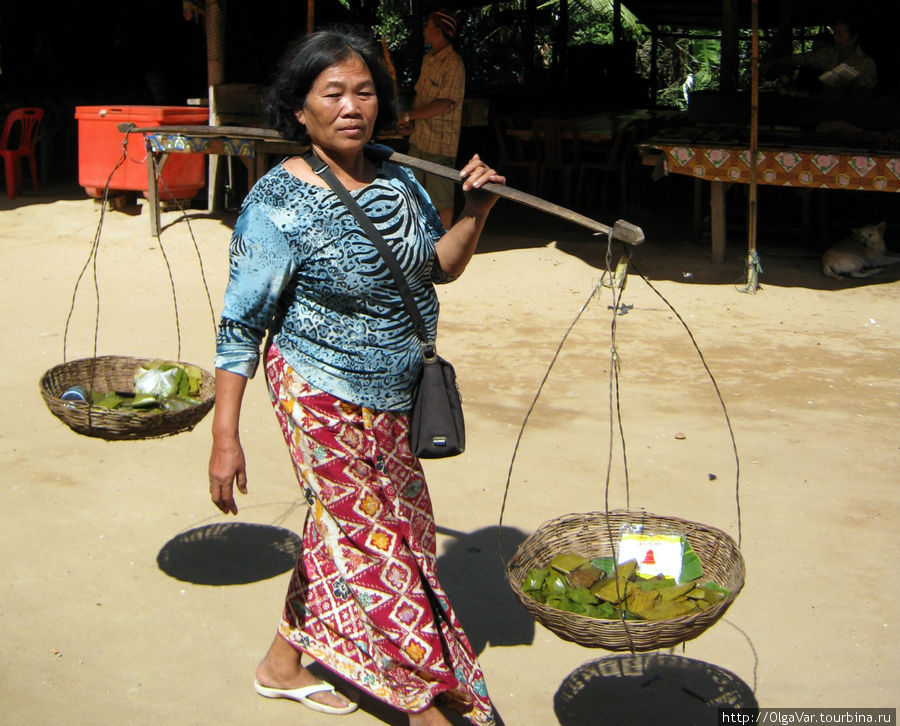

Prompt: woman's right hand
[
  {"left": 208, "top": 368, "right": 251, "bottom": 515},
  {"left": 209, "top": 434, "right": 248, "bottom": 515}
]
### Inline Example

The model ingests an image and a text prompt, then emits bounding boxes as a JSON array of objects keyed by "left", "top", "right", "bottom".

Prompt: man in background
[
  {"left": 763, "top": 18, "right": 877, "bottom": 95},
  {"left": 399, "top": 9, "right": 465, "bottom": 229}
]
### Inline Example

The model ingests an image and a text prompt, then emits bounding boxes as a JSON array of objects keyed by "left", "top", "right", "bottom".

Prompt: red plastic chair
[{"left": 1, "top": 107, "right": 44, "bottom": 199}]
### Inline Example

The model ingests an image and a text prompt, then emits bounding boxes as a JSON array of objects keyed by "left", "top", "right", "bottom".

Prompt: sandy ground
[{"left": 2, "top": 180, "right": 898, "bottom": 726}]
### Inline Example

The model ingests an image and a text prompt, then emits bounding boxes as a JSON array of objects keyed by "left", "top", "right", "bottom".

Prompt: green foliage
[
  {"left": 374, "top": 0, "right": 657, "bottom": 92},
  {"left": 371, "top": 1, "right": 843, "bottom": 109},
  {"left": 569, "top": 0, "right": 648, "bottom": 45},
  {"left": 571, "top": 21, "right": 614, "bottom": 46},
  {"left": 457, "top": 3, "right": 536, "bottom": 91},
  {"left": 636, "top": 30, "right": 723, "bottom": 109},
  {"left": 373, "top": 0, "right": 410, "bottom": 52}
]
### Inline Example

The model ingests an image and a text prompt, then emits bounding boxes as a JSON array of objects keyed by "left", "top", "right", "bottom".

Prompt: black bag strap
[{"left": 303, "top": 149, "right": 434, "bottom": 356}]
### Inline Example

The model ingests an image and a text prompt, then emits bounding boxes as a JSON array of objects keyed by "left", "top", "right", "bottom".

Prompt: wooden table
[
  {"left": 119, "top": 124, "right": 304, "bottom": 235},
  {"left": 647, "top": 140, "right": 900, "bottom": 262}
]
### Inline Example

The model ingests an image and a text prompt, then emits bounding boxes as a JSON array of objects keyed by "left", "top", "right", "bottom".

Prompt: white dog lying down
[{"left": 821, "top": 221, "right": 900, "bottom": 279}]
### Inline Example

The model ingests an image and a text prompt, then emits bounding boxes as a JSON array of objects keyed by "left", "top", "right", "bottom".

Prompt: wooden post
[
  {"left": 693, "top": 178, "right": 702, "bottom": 240},
  {"left": 710, "top": 180, "right": 727, "bottom": 264},
  {"left": 307, "top": 0, "right": 314, "bottom": 34},
  {"left": 744, "top": 0, "right": 760, "bottom": 291},
  {"left": 146, "top": 149, "right": 160, "bottom": 238},
  {"left": 205, "top": 0, "right": 226, "bottom": 212}
]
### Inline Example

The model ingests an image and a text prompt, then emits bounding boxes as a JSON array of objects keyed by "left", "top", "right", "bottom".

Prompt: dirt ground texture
[{"left": 2, "top": 180, "right": 898, "bottom": 725}]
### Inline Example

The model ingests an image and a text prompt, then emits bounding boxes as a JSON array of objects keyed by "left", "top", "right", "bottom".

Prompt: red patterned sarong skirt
[{"left": 265, "top": 344, "right": 494, "bottom": 724}]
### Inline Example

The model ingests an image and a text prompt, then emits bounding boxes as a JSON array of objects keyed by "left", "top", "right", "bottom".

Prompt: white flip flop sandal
[{"left": 253, "top": 679, "right": 358, "bottom": 715}]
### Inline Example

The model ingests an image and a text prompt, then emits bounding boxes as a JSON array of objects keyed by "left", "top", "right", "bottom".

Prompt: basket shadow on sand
[
  {"left": 554, "top": 653, "right": 757, "bottom": 725},
  {"left": 157, "top": 522, "right": 301, "bottom": 585}
]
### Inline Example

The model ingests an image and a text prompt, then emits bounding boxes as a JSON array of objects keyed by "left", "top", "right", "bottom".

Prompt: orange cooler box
[{"left": 75, "top": 105, "right": 209, "bottom": 200}]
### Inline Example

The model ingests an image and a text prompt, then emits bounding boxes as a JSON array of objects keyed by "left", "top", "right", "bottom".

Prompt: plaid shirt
[{"left": 409, "top": 44, "right": 465, "bottom": 157}]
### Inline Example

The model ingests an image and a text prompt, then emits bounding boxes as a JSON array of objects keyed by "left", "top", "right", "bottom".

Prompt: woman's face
[{"left": 296, "top": 54, "right": 378, "bottom": 154}]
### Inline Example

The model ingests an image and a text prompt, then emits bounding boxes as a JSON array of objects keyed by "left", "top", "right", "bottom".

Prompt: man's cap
[{"left": 429, "top": 9, "right": 457, "bottom": 40}]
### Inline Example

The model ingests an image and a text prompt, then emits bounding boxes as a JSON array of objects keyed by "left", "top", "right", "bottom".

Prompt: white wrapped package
[{"left": 134, "top": 367, "right": 180, "bottom": 398}]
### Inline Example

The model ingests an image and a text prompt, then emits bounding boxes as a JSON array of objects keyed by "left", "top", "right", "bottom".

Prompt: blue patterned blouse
[{"left": 215, "top": 151, "right": 450, "bottom": 412}]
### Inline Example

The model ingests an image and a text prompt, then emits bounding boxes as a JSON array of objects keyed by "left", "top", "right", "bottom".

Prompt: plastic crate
[{"left": 75, "top": 105, "right": 209, "bottom": 201}]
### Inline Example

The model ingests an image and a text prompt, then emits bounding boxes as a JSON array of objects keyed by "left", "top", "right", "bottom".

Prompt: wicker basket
[
  {"left": 40, "top": 355, "right": 216, "bottom": 441},
  {"left": 506, "top": 509, "right": 745, "bottom": 651}
]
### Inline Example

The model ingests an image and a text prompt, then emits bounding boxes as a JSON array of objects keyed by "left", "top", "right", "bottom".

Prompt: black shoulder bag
[{"left": 304, "top": 150, "right": 465, "bottom": 458}]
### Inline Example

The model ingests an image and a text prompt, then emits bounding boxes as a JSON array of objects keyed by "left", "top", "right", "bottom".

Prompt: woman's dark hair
[{"left": 266, "top": 28, "right": 397, "bottom": 143}]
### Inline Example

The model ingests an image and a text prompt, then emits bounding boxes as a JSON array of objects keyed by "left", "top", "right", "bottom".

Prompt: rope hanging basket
[
  {"left": 39, "top": 140, "right": 219, "bottom": 442},
  {"left": 505, "top": 509, "right": 745, "bottom": 651},
  {"left": 498, "top": 242, "right": 746, "bottom": 652},
  {"left": 40, "top": 355, "right": 215, "bottom": 441}
]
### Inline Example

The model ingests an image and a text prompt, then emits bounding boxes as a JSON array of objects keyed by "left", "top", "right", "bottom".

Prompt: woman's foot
[{"left": 255, "top": 633, "right": 355, "bottom": 712}]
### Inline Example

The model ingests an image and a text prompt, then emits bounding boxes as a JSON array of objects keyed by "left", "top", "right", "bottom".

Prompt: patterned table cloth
[{"left": 654, "top": 144, "right": 900, "bottom": 193}]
